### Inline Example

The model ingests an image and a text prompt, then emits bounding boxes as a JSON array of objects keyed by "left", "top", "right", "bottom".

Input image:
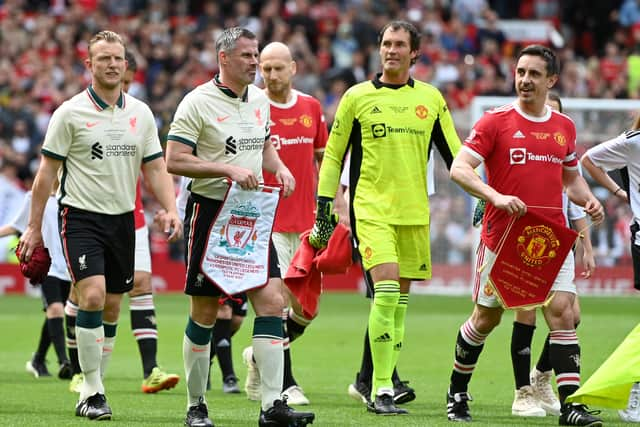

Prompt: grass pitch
[{"left": 0, "top": 292, "right": 637, "bottom": 426}]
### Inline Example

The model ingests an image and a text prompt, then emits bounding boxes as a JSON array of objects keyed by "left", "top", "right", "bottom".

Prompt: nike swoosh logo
[
  {"left": 216, "top": 116, "right": 230, "bottom": 122},
  {"left": 126, "top": 277, "right": 133, "bottom": 284},
  {"left": 86, "top": 122, "right": 99, "bottom": 128}
]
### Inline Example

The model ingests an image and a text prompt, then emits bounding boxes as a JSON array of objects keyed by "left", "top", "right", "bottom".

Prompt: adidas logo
[
  {"left": 217, "top": 338, "right": 231, "bottom": 348},
  {"left": 374, "top": 332, "right": 392, "bottom": 343},
  {"left": 517, "top": 347, "right": 531, "bottom": 356},
  {"left": 512, "top": 130, "right": 525, "bottom": 139},
  {"left": 370, "top": 106, "right": 382, "bottom": 114},
  {"left": 419, "top": 264, "right": 427, "bottom": 271}
]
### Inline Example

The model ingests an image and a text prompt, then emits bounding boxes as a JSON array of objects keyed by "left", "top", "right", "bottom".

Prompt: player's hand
[
  {"left": 156, "top": 209, "right": 183, "bottom": 243},
  {"left": 153, "top": 208, "right": 167, "bottom": 226},
  {"left": 492, "top": 194, "right": 526, "bottom": 217},
  {"left": 334, "top": 198, "right": 351, "bottom": 234},
  {"left": 275, "top": 166, "right": 295, "bottom": 198},
  {"left": 580, "top": 249, "right": 595, "bottom": 279},
  {"left": 583, "top": 198, "right": 604, "bottom": 224},
  {"left": 229, "top": 166, "right": 259, "bottom": 190},
  {"left": 308, "top": 197, "right": 338, "bottom": 249},
  {"left": 16, "top": 226, "right": 44, "bottom": 263}
]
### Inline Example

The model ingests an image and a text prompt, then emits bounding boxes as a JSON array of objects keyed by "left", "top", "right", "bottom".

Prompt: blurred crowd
[{"left": 0, "top": 0, "right": 638, "bottom": 266}]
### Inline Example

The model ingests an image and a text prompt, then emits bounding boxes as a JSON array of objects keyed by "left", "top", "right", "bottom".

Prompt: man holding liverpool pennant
[
  {"left": 165, "top": 27, "right": 314, "bottom": 427},
  {"left": 444, "top": 44, "right": 605, "bottom": 427}
]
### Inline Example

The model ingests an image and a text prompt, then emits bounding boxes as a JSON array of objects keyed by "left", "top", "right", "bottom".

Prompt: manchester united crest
[
  {"left": 553, "top": 132, "right": 566, "bottom": 146},
  {"left": 415, "top": 105, "right": 429, "bottom": 119},
  {"left": 483, "top": 282, "right": 494, "bottom": 296},
  {"left": 516, "top": 225, "right": 560, "bottom": 267},
  {"left": 299, "top": 114, "right": 313, "bottom": 128}
]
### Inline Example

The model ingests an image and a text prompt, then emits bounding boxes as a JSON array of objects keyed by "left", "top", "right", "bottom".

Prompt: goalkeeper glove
[
  {"left": 308, "top": 196, "right": 338, "bottom": 249},
  {"left": 472, "top": 199, "right": 486, "bottom": 228}
]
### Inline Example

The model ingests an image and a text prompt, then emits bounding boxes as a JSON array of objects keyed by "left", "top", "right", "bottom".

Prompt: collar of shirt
[
  {"left": 212, "top": 74, "right": 248, "bottom": 101},
  {"left": 372, "top": 73, "right": 415, "bottom": 90},
  {"left": 85, "top": 85, "right": 125, "bottom": 111}
]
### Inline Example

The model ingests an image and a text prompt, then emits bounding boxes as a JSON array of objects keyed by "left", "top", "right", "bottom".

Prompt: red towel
[
  {"left": 284, "top": 224, "right": 352, "bottom": 319},
  {"left": 15, "top": 245, "right": 51, "bottom": 285}
]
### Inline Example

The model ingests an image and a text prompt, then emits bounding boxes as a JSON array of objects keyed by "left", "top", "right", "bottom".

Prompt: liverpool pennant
[{"left": 201, "top": 181, "right": 281, "bottom": 295}]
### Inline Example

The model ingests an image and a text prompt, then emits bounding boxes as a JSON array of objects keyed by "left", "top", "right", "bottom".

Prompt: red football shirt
[
  {"left": 134, "top": 180, "right": 145, "bottom": 230},
  {"left": 463, "top": 102, "right": 578, "bottom": 251},
  {"left": 263, "top": 90, "right": 328, "bottom": 233}
]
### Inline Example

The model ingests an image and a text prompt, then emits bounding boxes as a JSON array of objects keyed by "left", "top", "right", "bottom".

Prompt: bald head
[
  {"left": 260, "top": 42, "right": 296, "bottom": 103},
  {"left": 260, "top": 42, "right": 292, "bottom": 62}
]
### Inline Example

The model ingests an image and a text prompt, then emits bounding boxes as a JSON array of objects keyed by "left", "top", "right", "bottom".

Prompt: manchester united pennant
[{"left": 489, "top": 209, "right": 579, "bottom": 309}]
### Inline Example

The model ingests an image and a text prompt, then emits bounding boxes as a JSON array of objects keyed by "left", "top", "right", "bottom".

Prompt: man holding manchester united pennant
[{"left": 444, "top": 44, "right": 605, "bottom": 427}]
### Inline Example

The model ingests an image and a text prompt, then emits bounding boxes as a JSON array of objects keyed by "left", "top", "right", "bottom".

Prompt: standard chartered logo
[
  {"left": 91, "top": 142, "right": 103, "bottom": 160},
  {"left": 91, "top": 142, "right": 137, "bottom": 159},
  {"left": 225, "top": 136, "right": 264, "bottom": 155},
  {"left": 106, "top": 144, "right": 137, "bottom": 157}
]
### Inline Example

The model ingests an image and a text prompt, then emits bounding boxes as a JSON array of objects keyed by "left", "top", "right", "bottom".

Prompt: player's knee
[
  {"left": 231, "top": 315, "right": 245, "bottom": 335},
  {"left": 251, "top": 292, "right": 285, "bottom": 317},
  {"left": 190, "top": 296, "right": 219, "bottom": 325},
  {"left": 249, "top": 279, "right": 285, "bottom": 316},
  {"left": 471, "top": 305, "right": 502, "bottom": 333},
  {"left": 102, "top": 304, "right": 121, "bottom": 323},
  {"left": 46, "top": 302, "right": 64, "bottom": 318},
  {"left": 81, "top": 292, "right": 106, "bottom": 311},
  {"left": 130, "top": 271, "right": 152, "bottom": 296},
  {"left": 217, "top": 303, "right": 232, "bottom": 320},
  {"left": 514, "top": 309, "right": 536, "bottom": 326}
]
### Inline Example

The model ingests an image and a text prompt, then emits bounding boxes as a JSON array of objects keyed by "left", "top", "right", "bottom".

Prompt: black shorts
[
  {"left": 351, "top": 219, "right": 374, "bottom": 299},
  {"left": 40, "top": 275, "right": 71, "bottom": 310},
  {"left": 631, "top": 223, "right": 640, "bottom": 290},
  {"left": 183, "top": 193, "right": 280, "bottom": 297},
  {"left": 220, "top": 292, "right": 248, "bottom": 317},
  {"left": 59, "top": 206, "right": 135, "bottom": 294}
]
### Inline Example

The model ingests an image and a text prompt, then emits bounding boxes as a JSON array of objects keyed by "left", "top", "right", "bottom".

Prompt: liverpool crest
[{"left": 219, "top": 201, "right": 260, "bottom": 255}]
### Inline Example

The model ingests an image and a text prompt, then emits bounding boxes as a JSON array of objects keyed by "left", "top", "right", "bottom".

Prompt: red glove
[{"left": 15, "top": 245, "right": 51, "bottom": 285}]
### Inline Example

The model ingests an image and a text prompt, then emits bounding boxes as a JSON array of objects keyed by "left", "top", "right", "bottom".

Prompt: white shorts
[
  {"left": 272, "top": 232, "right": 302, "bottom": 277},
  {"left": 134, "top": 226, "right": 152, "bottom": 273},
  {"left": 473, "top": 242, "right": 575, "bottom": 308}
]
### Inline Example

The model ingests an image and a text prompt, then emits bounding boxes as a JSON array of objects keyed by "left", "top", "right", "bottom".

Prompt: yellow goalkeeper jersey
[{"left": 317, "top": 75, "right": 461, "bottom": 225}]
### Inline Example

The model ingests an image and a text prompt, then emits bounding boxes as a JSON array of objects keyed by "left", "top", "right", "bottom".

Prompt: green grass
[{"left": 0, "top": 293, "right": 637, "bottom": 426}]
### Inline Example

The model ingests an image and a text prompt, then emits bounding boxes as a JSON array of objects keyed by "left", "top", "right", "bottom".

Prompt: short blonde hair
[{"left": 88, "top": 30, "right": 125, "bottom": 58}]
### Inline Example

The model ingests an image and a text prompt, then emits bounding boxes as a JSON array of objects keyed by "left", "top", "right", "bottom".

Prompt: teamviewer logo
[
  {"left": 371, "top": 123, "right": 386, "bottom": 138},
  {"left": 510, "top": 147, "right": 526, "bottom": 165},
  {"left": 91, "top": 142, "right": 103, "bottom": 160}
]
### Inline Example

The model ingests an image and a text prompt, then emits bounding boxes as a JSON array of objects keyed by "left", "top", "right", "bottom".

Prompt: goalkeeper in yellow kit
[{"left": 309, "top": 20, "right": 462, "bottom": 415}]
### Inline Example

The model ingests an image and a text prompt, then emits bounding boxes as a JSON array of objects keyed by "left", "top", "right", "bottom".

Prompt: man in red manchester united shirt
[{"left": 444, "top": 45, "right": 604, "bottom": 427}]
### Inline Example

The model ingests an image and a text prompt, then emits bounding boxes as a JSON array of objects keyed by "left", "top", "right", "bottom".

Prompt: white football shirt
[
  {"left": 167, "top": 77, "right": 270, "bottom": 200},
  {"left": 42, "top": 86, "right": 163, "bottom": 214}
]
